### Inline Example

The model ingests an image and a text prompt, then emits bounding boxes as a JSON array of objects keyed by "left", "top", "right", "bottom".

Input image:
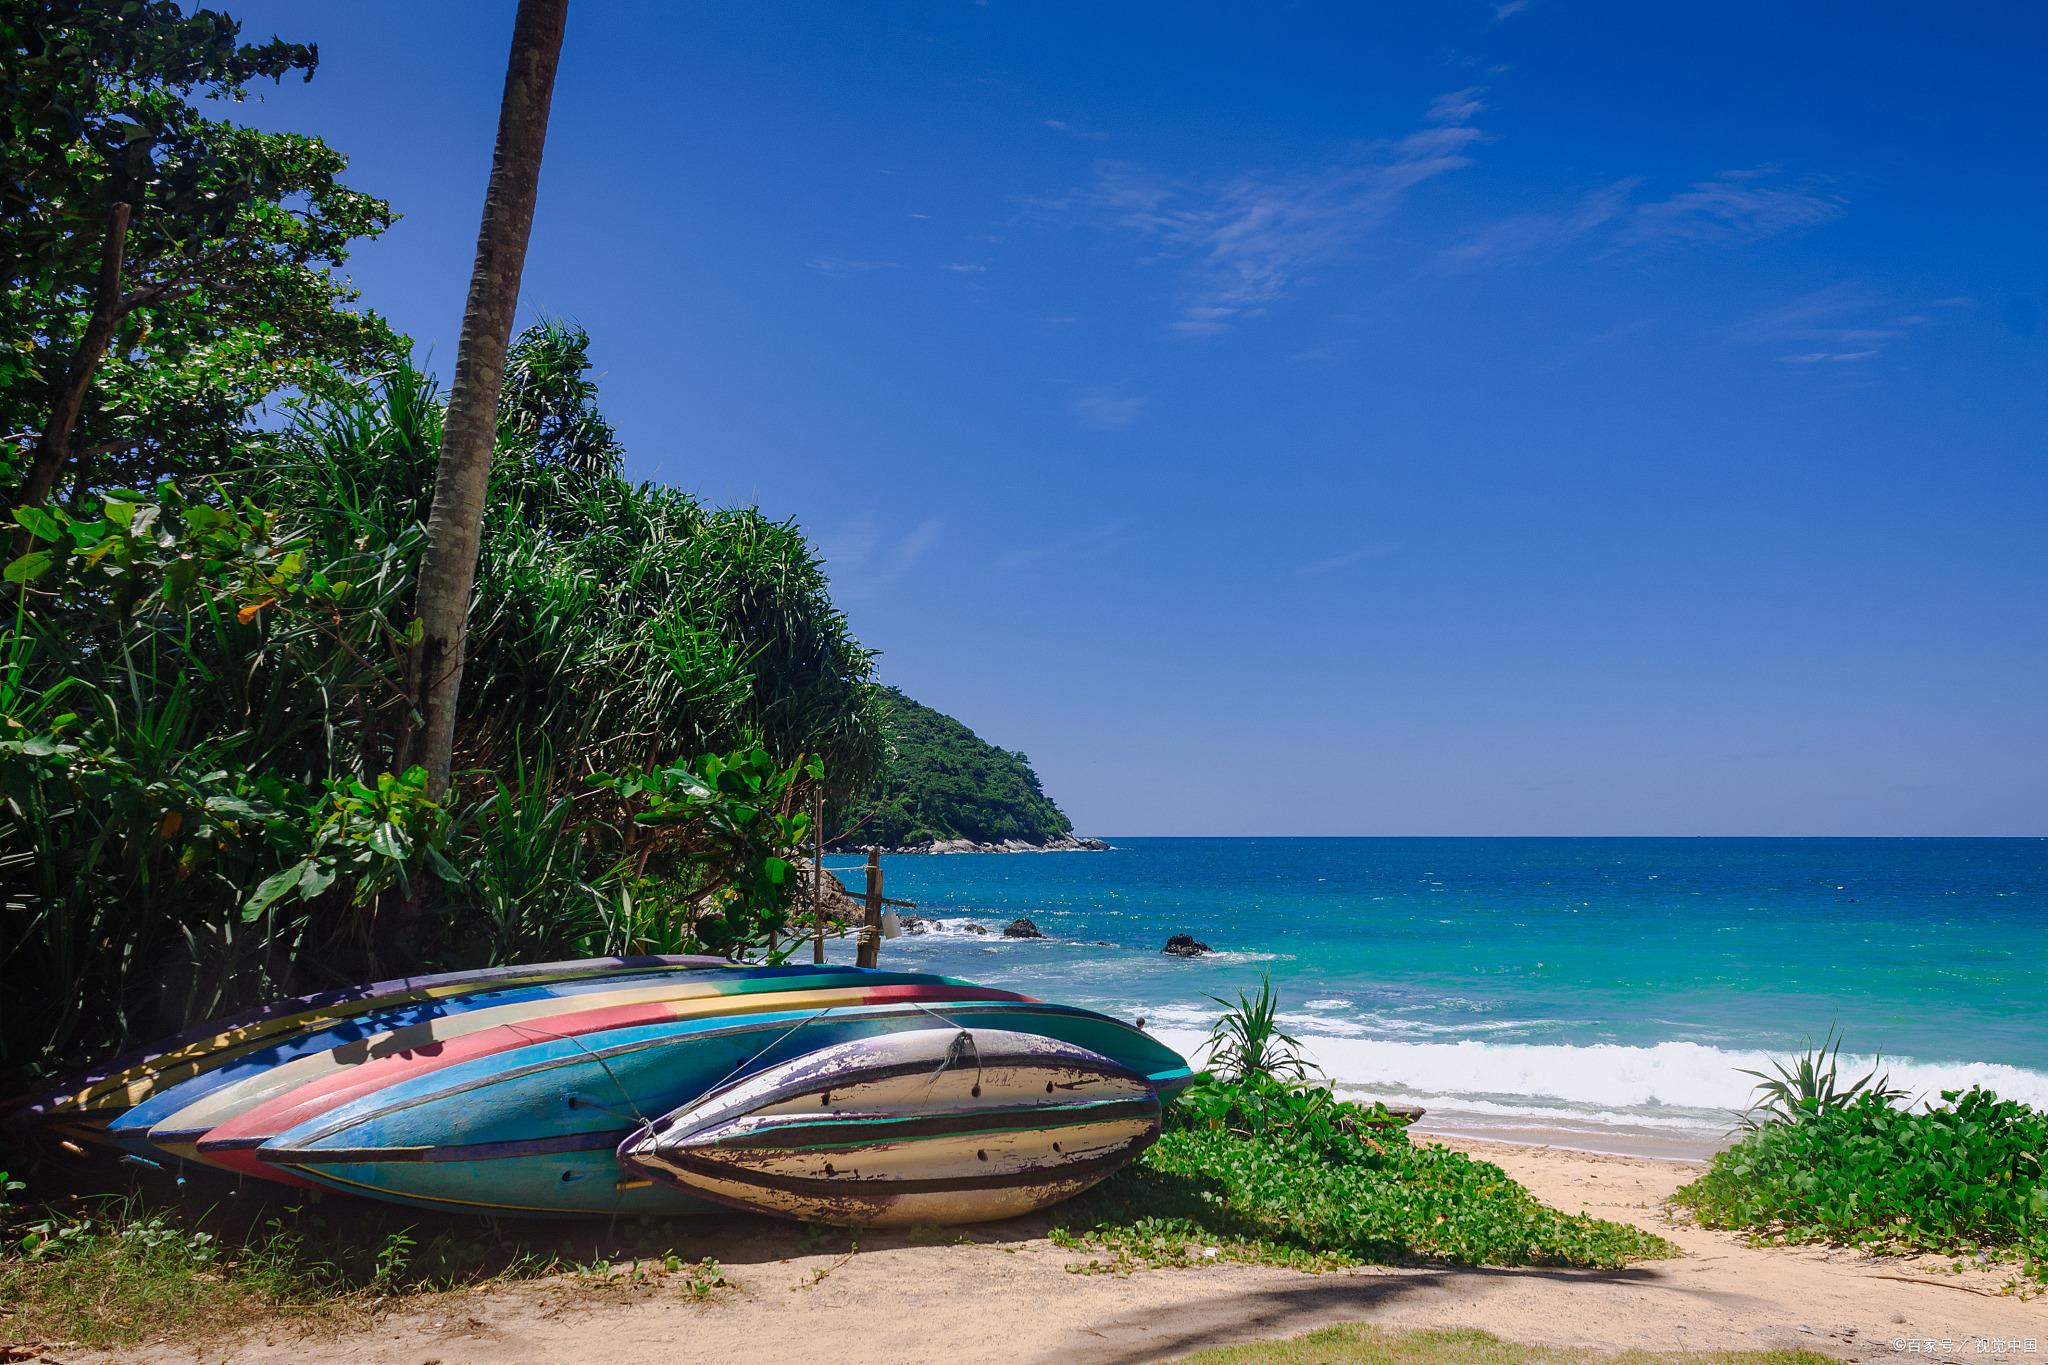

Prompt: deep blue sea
[{"left": 820, "top": 838, "right": 2048, "bottom": 1156}]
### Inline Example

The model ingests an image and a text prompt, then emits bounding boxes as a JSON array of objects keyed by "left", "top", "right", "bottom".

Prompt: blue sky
[{"left": 236, "top": 2, "right": 2045, "bottom": 835}]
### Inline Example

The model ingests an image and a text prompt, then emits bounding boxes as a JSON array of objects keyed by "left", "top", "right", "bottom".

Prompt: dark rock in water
[
  {"left": 1162, "top": 933, "right": 1210, "bottom": 957},
  {"left": 960, "top": 922, "right": 989, "bottom": 936},
  {"left": 898, "top": 914, "right": 929, "bottom": 935},
  {"left": 1002, "top": 918, "right": 1046, "bottom": 939}
]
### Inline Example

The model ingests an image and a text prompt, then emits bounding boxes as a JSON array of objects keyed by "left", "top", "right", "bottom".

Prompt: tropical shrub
[
  {"left": 0, "top": 327, "right": 881, "bottom": 1086},
  {"left": 589, "top": 747, "right": 823, "bottom": 961},
  {"left": 1735, "top": 1028, "right": 1904, "bottom": 1129},
  {"left": 1058, "top": 981, "right": 1670, "bottom": 1274},
  {"left": 1056, "top": 1073, "right": 1673, "bottom": 1273},
  {"left": 1674, "top": 1086, "right": 2048, "bottom": 1289},
  {"left": 1204, "top": 972, "right": 1312, "bottom": 1083}
]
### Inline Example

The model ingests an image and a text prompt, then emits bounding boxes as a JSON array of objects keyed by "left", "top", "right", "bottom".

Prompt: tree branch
[{"left": 14, "top": 201, "right": 134, "bottom": 519}]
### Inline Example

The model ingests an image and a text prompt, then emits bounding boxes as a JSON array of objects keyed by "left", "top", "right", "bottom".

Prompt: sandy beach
[{"left": 82, "top": 1135, "right": 2044, "bottom": 1365}]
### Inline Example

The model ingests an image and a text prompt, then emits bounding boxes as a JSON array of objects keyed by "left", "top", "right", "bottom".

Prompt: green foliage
[
  {"left": 2, "top": 0, "right": 398, "bottom": 495},
  {"left": 683, "top": 1255, "right": 730, "bottom": 1299},
  {"left": 1735, "top": 1028, "right": 1905, "bottom": 1129},
  {"left": 1674, "top": 1086, "right": 2048, "bottom": 1290},
  {"left": 0, "top": 481, "right": 430, "bottom": 1071},
  {"left": 835, "top": 686, "right": 1072, "bottom": 846},
  {"left": 242, "top": 768, "right": 454, "bottom": 924},
  {"left": 1054, "top": 1075, "right": 1673, "bottom": 1275},
  {"left": 0, "top": 1175, "right": 751, "bottom": 1349},
  {"left": 1205, "top": 972, "right": 1312, "bottom": 1083},
  {"left": 0, "top": 324, "right": 881, "bottom": 1082},
  {"left": 592, "top": 747, "right": 823, "bottom": 961}
]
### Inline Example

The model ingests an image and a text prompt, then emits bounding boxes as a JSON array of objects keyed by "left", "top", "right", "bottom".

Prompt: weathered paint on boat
[
  {"left": 116, "top": 966, "right": 739, "bottom": 1153},
  {"left": 190, "top": 980, "right": 1030, "bottom": 1185},
  {"left": 131, "top": 966, "right": 991, "bottom": 1164},
  {"left": 13, "top": 956, "right": 725, "bottom": 1131},
  {"left": 619, "top": 1028, "right": 1163, "bottom": 1226},
  {"left": 259, "top": 999, "right": 1191, "bottom": 1217}
]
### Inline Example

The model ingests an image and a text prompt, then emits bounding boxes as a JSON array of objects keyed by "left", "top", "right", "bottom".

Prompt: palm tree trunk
[{"left": 411, "top": 0, "right": 570, "bottom": 797}]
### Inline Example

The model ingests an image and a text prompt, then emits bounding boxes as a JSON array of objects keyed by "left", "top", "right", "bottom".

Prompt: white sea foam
[
  {"left": 912, "top": 917, "right": 1007, "bottom": 938},
  {"left": 1147, "top": 1027, "right": 2048, "bottom": 1121}
]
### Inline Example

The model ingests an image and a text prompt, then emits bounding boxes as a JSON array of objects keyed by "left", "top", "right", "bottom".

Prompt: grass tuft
[{"left": 0, "top": 1178, "right": 739, "bottom": 1351}]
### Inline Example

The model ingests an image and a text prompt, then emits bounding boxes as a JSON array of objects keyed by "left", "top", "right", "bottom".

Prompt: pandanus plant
[
  {"left": 1737, "top": 1027, "right": 1907, "bottom": 1128},
  {"left": 1203, "top": 972, "right": 1313, "bottom": 1083}
]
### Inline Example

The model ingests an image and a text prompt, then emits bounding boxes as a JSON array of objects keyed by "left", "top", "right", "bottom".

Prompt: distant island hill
[{"left": 829, "top": 688, "right": 1107, "bottom": 854}]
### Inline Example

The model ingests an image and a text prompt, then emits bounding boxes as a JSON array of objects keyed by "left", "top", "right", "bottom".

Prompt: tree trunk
[
  {"left": 411, "top": 0, "right": 570, "bottom": 797},
  {"left": 15, "top": 201, "right": 132, "bottom": 516}
]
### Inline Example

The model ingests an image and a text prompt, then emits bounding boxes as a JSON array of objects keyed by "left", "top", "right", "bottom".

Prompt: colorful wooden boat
[
  {"left": 12, "top": 956, "right": 723, "bottom": 1137},
  {"left": 183, "top": 976, "right": 1030, "bottom": 1186},
  {"left": 618, "top": 1027, "right": 1163, "bottom": 1226},
  {"left": 256, "top": 999, "right": 1191, "bottom": 1217},
  {"left": 121, "top": 966, "right": 990, "bottom": 1165}
]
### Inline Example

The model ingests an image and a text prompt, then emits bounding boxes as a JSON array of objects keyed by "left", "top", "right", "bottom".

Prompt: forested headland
[{"left": 833, "top": 688, "right": 1087, "bottom": 851}]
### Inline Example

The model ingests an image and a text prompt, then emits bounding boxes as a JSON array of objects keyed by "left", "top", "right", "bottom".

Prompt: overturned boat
[
  {"left": 9, "top": 960, "right": 1190, "bottom": 1224},
  {"left": 619, "top": 1027, "right": 1164, "bottom": 1226}
]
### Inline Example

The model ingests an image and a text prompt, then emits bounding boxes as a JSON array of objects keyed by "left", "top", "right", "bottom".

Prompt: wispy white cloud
[
  {"left": 820, "top": 518, "right": 944, "bottom": 600},
  {"left": 1437, "top": 179, "right": 1638, "bottom": 270},
  {"left": 1443, "top": 166, "right": 1839, "bottom": 271},
  {"left": 807, "top": 256, "right": 898, "bottom": 274},
  {"left": 940, "top": 262, "right": 987, "bottom": 274},
  {"left": 1731, "top": 283, "right": 1949, "bottom": 367},
  {"left": 1781, "top": 350, "right": 1879, "bottom": 365},
  {"left": 1069, "top": 386, "right": 1148, "bottom": 430},
  {"left": 993, "top": 518, "right": 1134, "bottom": 573},
  {"left": 1426, "top": 87, "right": 1488, "bottom": 125},
  {"left": 1043, "top": 92, "right": 1486, "bottom": 335},
  {"left": 1622, "top": 167, "right": 1843, "bottom": 247},
  {"left": 1043, "top": 117, "right": 1110, "bottom": 141},
  {"left": 1301, "top": 542, "right": 1400, "bottom": 575},
  {"left": 1492, "top": 0, "right": 1531, "bottom": 19}
]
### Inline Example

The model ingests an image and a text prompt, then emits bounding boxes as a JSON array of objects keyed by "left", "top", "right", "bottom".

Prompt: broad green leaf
[
  {"left": 12, "top": 506, "right": 63, "bottom": 542},
  {"left": 4, "top": 550, "right": 56, "bottom": 584},
  {"left": 242, "top": 865, "right": 305, "bottom": 920},
  {"left": 298, "top": 862, "right": 337, "bottom": 898}
]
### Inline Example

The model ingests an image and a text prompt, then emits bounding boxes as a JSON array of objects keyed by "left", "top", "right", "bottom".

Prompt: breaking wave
[{"left": 1147, "top": 1026, "right": 2048, "bottom": 1117}]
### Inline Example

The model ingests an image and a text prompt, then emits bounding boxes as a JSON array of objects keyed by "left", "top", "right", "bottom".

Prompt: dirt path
[{"left": 89, "top": 1137, "right": 2047, "bottom": 1365}]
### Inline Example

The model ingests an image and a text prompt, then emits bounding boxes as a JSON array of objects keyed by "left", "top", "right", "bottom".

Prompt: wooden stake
[{"left": 856, "top": 846, "right": 883, "bottom": 969}]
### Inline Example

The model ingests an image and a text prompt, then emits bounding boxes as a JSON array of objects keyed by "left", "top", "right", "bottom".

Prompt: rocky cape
[{"left": 831, "top": 835, "right": 1112, "bottom": 856}]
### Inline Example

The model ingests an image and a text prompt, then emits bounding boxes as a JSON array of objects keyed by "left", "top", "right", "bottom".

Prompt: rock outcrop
[
  {"left": 1162, "top": 934, "right": 1210, "bottom": 957},
  {"left": 1002, "top": 918, "right": 1046, "bottom": 939},
  {"left": 873, "top": 835, "right": 1112, "bottom": 855}
]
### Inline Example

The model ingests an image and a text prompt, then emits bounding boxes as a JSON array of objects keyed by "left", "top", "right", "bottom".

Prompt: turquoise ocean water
[{"left": 820, "top": 838, "right": 2048, "bottom": 1157}]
